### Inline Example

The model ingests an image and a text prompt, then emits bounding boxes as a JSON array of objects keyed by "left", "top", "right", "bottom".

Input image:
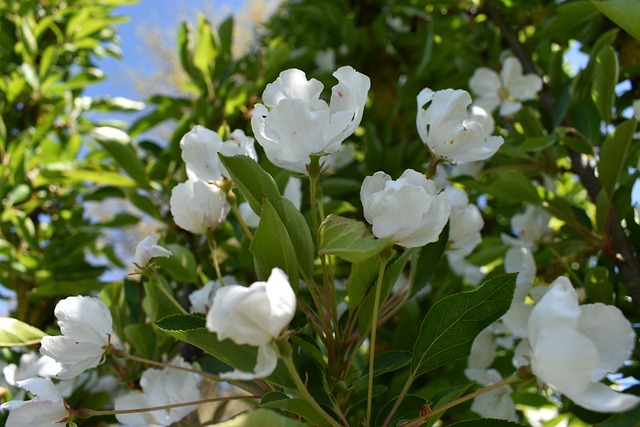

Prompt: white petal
[
  {"left": 578, "top": 303, "right": 636, "bottom": 381},
  {"left": 134, "top": 233, "right": 172, "bottom": 267},
  {"left": 469, "top": 67, "right": 502, "bottom": 98},
  {"left": 499, "top": 100, "right": 522, "bottom": 117},
  {"left": 54, "top": 296, "right": 112, "bottom": 345},
  {"left": 115, "top": 392, "right": 162, "bottom": 426},
  {"left": 500, "top": 57, "right": 525, "bottom": 93},
  {"left": 283, "top": 177, "right": 302, "bottom": 211},
  {"left": 16, "top": 377, "right": 62, "bottom": 402},
  {"left": 570, "top": 382, "right": 640, "bottom": 413},
  {"left": 262, "top": 69, "right": 324, "bottom": 108},
  {"left": 528, "top": 277, "right": 580, "bottom": 347},
  {"left": 4, "top": 400, "right": 68, "bottom": 427},
  {"left": 180, "top": 125, "right": 225, "bottom": 182},
  {"left": 219, "top": 342, "right": 278, "bottom": 380},
  {"left": 264, "top": 268, "right": 297, "bottom": 338},
  {"left": 531, "top": 326, "right": 598, "bottom": 397},
  {"left": 509, "top": 74, "right": 543, "bottom": 101}
]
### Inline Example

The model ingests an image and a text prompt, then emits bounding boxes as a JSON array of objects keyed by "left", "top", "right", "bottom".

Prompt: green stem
[
  {"left": 382, "top": 373, "right": 415, "bottom": 427},
  {"left": 365, "top": 253, "right": 390, "bottom": 427},
  {"left": 283, "top": 352, "right": 343, "bottom": 427},
  {"left": 206, "top": 231, "right": 225, "bottom": 286},
  {"left": 230, "top": 197, "right": 254, "bottom": 240},
  {"left": 148, "top": 270, "right": 188, "bottom": 315},
  {"left": 78, "top": 394, "right": 260, "bottom": 419},
  {"left": 110, "top": 348, "right": 220, "bottom": 382},
  {"left": 400, "top": 375, "right": 520, "bottom": 427}
]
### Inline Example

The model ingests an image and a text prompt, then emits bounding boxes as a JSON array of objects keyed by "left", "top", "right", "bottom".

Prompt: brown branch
[{"left": 483, "top": 1, "right": 640, "bottom": 315}]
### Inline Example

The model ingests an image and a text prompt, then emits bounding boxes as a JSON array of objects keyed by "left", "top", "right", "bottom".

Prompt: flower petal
[
  {"left": 569, "top": 382, "right": 640, "bottom": 413},
  {"left": 54, "top": 296, "right": 112, "bottom": 345}
]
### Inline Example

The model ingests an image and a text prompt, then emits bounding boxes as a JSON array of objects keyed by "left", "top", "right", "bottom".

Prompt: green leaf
[
  {"left": 0, "top": 317, "right": 47, "bottom": 347},
  {"left": 92, "top": 127, "right": 149, "bottom": 189},
  {"left": 448, "top": 420, "right": 524, "bottom": 427},
  {"left": 220, "top": 155, "right": 314, "bottom": 278},
  {"left": 260, "top": 392, "right": 332, "bottom": 427},
  {"left": 213, "top": 409, "right": 306, "bottom": 427},
  {"left": 154, "top": 244, "right": 197, "bottom": 283},
  {"left": 484, "top": 171, "right": 541, "bottom": 204},
  {"left": 364, "top": 351, "right": 412, "bottom": 378},
  {"left": 142, "top": 274, "right": 181, "bottom": 322},
  {"left": 250, "top": 199, "right": 299, "bottom": 287},
  {"left": 410, "top": 223, "right": 449, "bottom": 297},
  {"left": 193, "top": 14, "right": 218, "bottom": 80},
  {"left": 123, "top": 323, "right": 156, "bottom": 360},
  {"left": 346, "top": 256, "right": 379, "bottom": 314},
  {"left": 318, "top": 215, "right": 390, "bottom": 263},
  {"left": 426, "top": 383, "right": 475, "bottom": 426},
  {"left": 155, "top": 314, "right": 293, "bottom": 388},
  {"left": 593, "top": 0, "right": 640, "bottom": 41},
  {"left": 591, "top": 46, "right": 619, "bottom": 123},
  {"left": 374, "top": 395, "right": 426, "bottom": 427},
  {"left": 411, "top": 274, "right": 517, "bottom": 376},
  {"left": 598, "top": 119, "right": 636, "bottom": 195},
  {"left": 584, "top": 267, "right": 614, "bottom": 305}
]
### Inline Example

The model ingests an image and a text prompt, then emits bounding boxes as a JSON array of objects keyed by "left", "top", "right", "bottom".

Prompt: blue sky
[{"left": 85, "top": 0, "right": 244, "bottom": 100}]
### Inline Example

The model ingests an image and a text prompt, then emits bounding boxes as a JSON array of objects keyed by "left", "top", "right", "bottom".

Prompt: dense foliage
[{"left": 1, "top": 0, "right": 640, "bottom": 426}]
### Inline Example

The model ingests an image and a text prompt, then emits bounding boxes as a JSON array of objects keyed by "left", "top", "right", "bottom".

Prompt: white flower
[
  {"left": 501, "top": 246, "right": 536, "bottom": 337},
  {"left": 251, "top": 66, "right": 370, "bottom": 173},
  {"left": 361, "top": 169, "right": 450, "bottom": 248},
  {"left": 206, "top": 268, "right": 296, "bottom": 379},
  {"left": 446, "top": 253, "right": 486, "bottom": 286},
  {"left": 502, "top": 205, "right": 551, "bottom": 249},
  {"left": 527, "top": 276, "right": 640, "bottom": 413},
  {"left": 40, "top": 296, "right": 113, "bottom": 379},
  {"left": 133, "top": 233, "right": 172, "bottom": 268},
  {"left": 467, "top": 369, "right": 517, "bottom": 421},
  {"left": 469, "top": 57, "right": 543, "bottom": 116},
  {"left": 115, "top": 359, "right": 200, "bottom": 427},
  {"left": 2, "top": 353, "right": 60, "bottom": 386},
  {"left": 1, "top": 378, "right": 69, "bottom": 427},
  {"left": 169, "top": 179, "right": 230, "bottom": 234},
  {"left": 180, "top": 126, "right": 257, "bottom": 182},
  {"left": 188, "top": 276, "right": 236, "bottom": 313},
  {"left": 444, "top": 187, "right": 484, "bottom": 256},
  {"left": 314, "top": 48, "right": 336, "bottom": 73},
  {"left": 417, "top": 88, "right": 503, "bottom": 163}
]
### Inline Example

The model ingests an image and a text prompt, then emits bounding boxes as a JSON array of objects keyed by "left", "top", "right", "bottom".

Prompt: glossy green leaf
[
  {"left": 318, "top": 214, "right": 390, "bottom": 263},
  {"left": 426, "top": 383, "right": 475, "bottom": 426},
  {"left": 213, "top": 409, "right": 306, "bottom": 427},
  {"left": 593, "top": 0, "right": 640, "bottom": 41},
  {"left": 374, "top": 395, "right": 426, "bottom": 427},
  {"left": 0, "top": 317, "right": 47, "bottom": 347},
  {"left": 411, "top": 274, "right": 517, "bottom": 376},
  {"left": 154, "top": 243, "right": 198, "bottom": 283},
  {"left": 193, "top": 15, "right": 217, "bottom": 79},
  {"left": 410, "top": 223, "right": 449, "bottom": 297},
  {"left": 364, "top": 351, "right": 412, "bottom": 378},
  {"left": 591, "top": 46, "right": 618, "bottom": 123},
  {"left": 155, "top": 314, "right": 293, "bottom": 388},
  {"left": 598, "top": 119, "right": 636, "bottom": 195},
  {"left": 220, "top": 154, "right": 314, "bottom": 278},
  {"left": 92, "top": 127, "right": 149, "bottom": 189},
  {"left": 250, "top": 198, "right": 299, "bottom": 287},
  {"left": 260, "top": 392, "right": 332, "bottom": 427}
]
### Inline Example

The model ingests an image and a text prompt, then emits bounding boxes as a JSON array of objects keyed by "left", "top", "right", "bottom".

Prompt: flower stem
[
  {"left": 206, "top": 231, "right": 225, "bottom": 286},
  {"left": 149, "top": 270, "right": 188, "bottom": 315},
  {"left": 283, "top": 352, "right": 343, "bottom": 427},
  {"left": 400, "top": 375, "right": 521, "bottom": 427},
  {"left": 365, "top": 253, "right": 390, "bottom": 427},
  {"left": 229, "top": 196, "right": 254, "bottom": 240},
  {"left": 77, "top": 394, "right": 260, "bottom": 419}
]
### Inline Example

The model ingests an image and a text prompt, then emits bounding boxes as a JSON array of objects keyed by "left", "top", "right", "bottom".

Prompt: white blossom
[
  {"left": 1, "top": 378, "right": 68, "bottom": 427},
  {"left": 40, "top": 296, "right": 113, "bottom": 379},
  {"left": 444, "top": 187, "right": 484, "bottom": 256},
  {"left": 188, "top": 276, "right": 236, "bottom": 314},
  {"left": 115, "top": 359, "right": 200, "bottom": 426},
  {"left": 169, "top": 179, "right": 230, "bottom": 234},
  {"left": 133, "top": 233, "right": 172, "bottom": 268},
  {"left": 180, "top": 125, "right": 257, "bottom": 182},
  {"left": 527, "top": 277, "right": 640, "bottom": 413},
  {"left": 361, "top": 169, "right": 450, "bottom": 248},
  {"left": 502, "top": 205, "right": 551, "bottom": 249},
  {"left": 417, "top": 88, "right": 503, "bottom": 163},
  {"left": 206, "top": 268, "right": 296, "bottom": 379},
  {"left": 251, "top": 66, "right": 370, "bottom": 173},
  {"left": 469, "top": 57, "right": 543, "bottom": 116}
]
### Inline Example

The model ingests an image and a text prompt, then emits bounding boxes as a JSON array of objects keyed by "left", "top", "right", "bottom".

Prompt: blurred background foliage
[{"left": 1, "top": 0, "right": 640, "bottom": 425}]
